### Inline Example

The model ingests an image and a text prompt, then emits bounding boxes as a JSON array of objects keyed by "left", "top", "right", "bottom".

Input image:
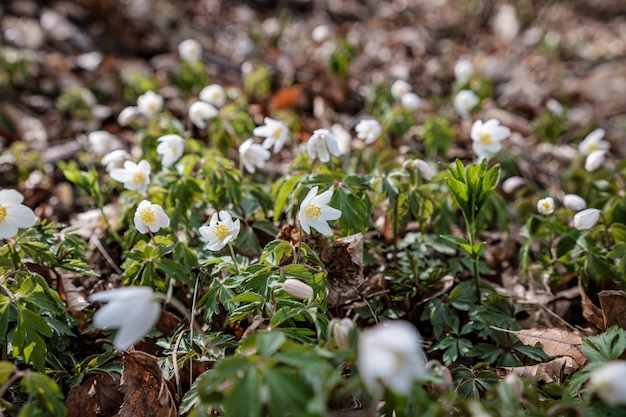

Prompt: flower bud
[
  {"left": 283, "top": 279, "right": 314, "bottom": 300},
  {"left": 573, "top": 208, "right": 601, "bottom": 230},
  {"left": 585, "top": 150, "right": 606, "bottom": 172},
  {"left": 328, "top": 318, "right": 354, "bottom": 350},
  {"left": 502, "top": 176, "right": 525, "bottom": 194},
  {"left": 588, "top": 361, "right": 626, "bottom": 406},
  {"left": 537, "top": 197, "right": 555, "bottom": 215},
  {"left": 563, "top": 194, "right": 586, "bottom": 211}
]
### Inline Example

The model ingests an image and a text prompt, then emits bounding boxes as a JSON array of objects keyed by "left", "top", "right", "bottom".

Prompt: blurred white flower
[
  {"left": 0, "top": 189, "right": 37, "bottom": 239},
  {"left": 328, "top": 318, "right": 354, "bottom": 350},
  {"left": 492, "top": 4, "right": 520, "bottom": 42},
  {"left": 307, "top": 129, "right": 341, "bottom": 163},
  {"left": 355, "top": 119, "right": 382, "bottom": 145},
  {"left": 502, "top": 176, "right": 525, "bottom": 194},
  {"left": 404, "top": 159, "right": 436, "bottom": 181},
  {"left": 110, "top": 160, "right": 151, "bottom": 193},
  {"left": 178, "top": 38, "right": 202, "bottom": 62},
  {"left": 453, "top": 90, "right": 479, "bottom": 117},
  {"left": 199, "top": 210, "right": 240, "bottom": 251},
  {"left": 298, "top": 186, "right": 341, "bottom": 236},
  {"left": 311, "top": 24, "right": 331, "bottom": 43},
  {"left": 358, "top": 320, "right": 426, "bottom": 396},
  {"left": 391, "top": 79, "right": 411, "bottom": 100},
  {"left": 470, "top": 119, "right": 511, "bottom": 159},
  {"left": 156, "top": 134, "right": 184, "bottom": 168},
  {"left": 400, "top": 92, "right": 421, "bottom": 111},
  {"left": 573, "top": 208, "right": 601, "bottom": 230},
  {"left": 563, "top": 194, "right": 586, "bottom": 211},
  {"left": 454, "top": 59, "right": 474, "bottom": 85},
  {"left": 137, "top": 91, "right": 163, "bottom": 118},
  {"left": 134, "top": 200, "right": 169, "bottom": 234},
  {"left": 189, "top": 101, "right": 218, "bottom": 129},
  {"left": 89, "top": 286, "right": 161, "bottom": 351},
  {"left": 254, "top": 117, "right": 289, "bottom": 153},
  {"left": 283, "top": 279, "right": 314, "bottom": 300},
  {"left": 330, "top": 124, "right": 352, "bottom": 155},
  {"left": 101, "top": 149, "right": 131, "bottom": 172},
  {"left": 88, "top": 130, "right": 123, "bottom": 155},
  {"left": 585, "top": 150, "right": 606, "bottom": 172},
  {"left": 117, "top": 106, "right": 139, "bottom": 126},
  {"left": 199, "top": 84, "right": 226, "bottom": 108},
  {"left": 578, "top": 128, "right": 609, "bottom": 155},
  {"left": 537, "top": 197, "right": 555, "bottom": 215},
  {"left": 588, "top": 361, "right": 626, "bottom": 406},
  {"left": 239, "top": 138, "right": 270, "bottom": 173}
]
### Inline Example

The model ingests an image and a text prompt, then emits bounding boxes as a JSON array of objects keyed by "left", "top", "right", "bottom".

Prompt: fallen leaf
[
  {"left": 93, "top": 374, "right": 123, "bottom": 417},
  {"left": 65, "top": 384, "right": 98, "bottom": 417},
  {"left": 599, "top": 290, "right": 626, "bottom": 330},
  {"left": 501, "top": 356, "right": 578, "bottom": 383},
  {"left": 579, "top": 279, "right": 604, "bottom": 330}
]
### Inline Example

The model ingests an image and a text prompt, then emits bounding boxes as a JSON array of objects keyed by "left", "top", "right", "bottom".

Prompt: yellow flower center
[
  {"left": 139, "top": 207, "right": 156, "bottom": 223},
  {"left": 304, "top": 204, "right": 321, "bottom": 220},
  {"left": 272, "top": 126, "right": 282, "bottom": 139},
  {"left": 587, "top": 143, "right": 599, "bottom": 152},
  {"left": 541, "top": 201, "right": 551, "bottom": 211},
  {"left": 479, "top": 132, "right": 492, "bottom": 145},
  {"left": 0, "top": 206, "right": 6, "bottom": 223},
  {"left": 132, "top": 171, "right": 146, "bottom": 185},
  {"left": 214, "top": 223, "right": 230, "bottom": 241}
]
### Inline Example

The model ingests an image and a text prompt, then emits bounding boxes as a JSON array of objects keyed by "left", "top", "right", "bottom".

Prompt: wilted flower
[
  {"left": 454, "top": 59, "right": 474, "bottom": 85},
  {"left": 400, "top": 92, "right": 421, "bottom": 111},
  {"left": 470, "top": 119, "right": 511, "bottom": 159},
  {"left": 588, "top": 361, "right": 626, "bottom": 406},
  {"left": 134, "top": 200, "right": 169, "bottom": 234},
  {"left": 328, "top": 318, "right": 355, "bottom": 350},
  {"left": 89, "top": 286, "right": 161, "bottom": 351},
  {"left": 239, "top": 138, "right": 270, "bottom": 173},
  {"left": 117, "top": 106, "right": 139, "bottom": 126},
  {"left": 199, "top": 84, "right": 226, "bottom": 108},
  {"left": 563, "top": 194, "right": 586, "bottom": 211},
  {"left": 573, "top": 208, "right": 601, "bottom": 230},
  {"left": 178, "top": 38, "right": 202, "bottom": 62},
  {"left": 453, "top": 90, "right": 479, "bottom": 117},
  {"left": 0, "top": 189, "right": 37, "bottom": 239},
  {"left": 502, "top": 176, "right": 525, "bottom": 194},
  {"left": 578, "top": 128, "right": 609, "bottom": 155},
  {"left": 156, "top": 134, "right": 185, "bottom": 168},
  {"left": 358, "top": 320, "right": 426, "bottom": 396},
  {"left": 298, "top": 186, "right": 342, "bottom": 236},
  {"left": 137, "top": 91, "right": 163, "bottom": 118},
  {"left": 355, "top": 119, "right": 382, "bottom": 145},
  {"left": 537, "top": 197, "right": 555, "bottom": 215},
  {"left": 283, "top": 279, "right": 314, "bottom": 300},
  {"left": 88, "top": 130, "right": 122, "bottom": 155},
  {"left": 330, "top": 124, "right": 352, "bottom": 155},
  {"left": 101, "top": 149, "right": 131, "bottom": 172},
  {"left": 199, "top": 210, "right": 241, "bottom": 251},
  {"left": 110, "top": 160, "right": 151, "bottom": 193},
  {"left": 188, "top": 101, "right": 218, "bottom": 129},
  {"left": 391, "top": 79, "right": 411, "bottom": 100},
  {"left": 307, "top": 129, "right": 341, "bottom": 163},
  {"left": 585, "top": 150, "right": 606, "bottom": 172},
  {"left": 254, "top": 117, "right": 289, "bottom": 153}
]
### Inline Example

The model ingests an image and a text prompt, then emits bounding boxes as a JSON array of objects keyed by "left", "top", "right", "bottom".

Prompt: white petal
[
  {"left": 308, "top": 218, "right": 332, "bottom": 236},
  {"left": 320, "top": 206, "right": 342, "bottom": 221},
  {"left": 0, "top": 220, "right": 18, "bottom": 239},
  {"left": 9, "top": 205, "right": 36, "bottom": 228},
  {"left": 0, "top": 190, "right": 24, "bottom": 205},
  {"left": 112, "top": 300, "right": 160, "bottom": 350}
]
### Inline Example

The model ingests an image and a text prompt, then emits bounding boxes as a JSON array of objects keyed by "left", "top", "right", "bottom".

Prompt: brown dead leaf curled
[
  {"left": 502, "top": 356, "right": 579, "bottom": 383},
  {"left": 579, "top": 279, "right": 604, "bottom": 330},
  {"left": 65, "top": 384, "right": 98, "bottom": 417},
  {"left": 599, "top": 290, "right": 626, "bottom": 330}
]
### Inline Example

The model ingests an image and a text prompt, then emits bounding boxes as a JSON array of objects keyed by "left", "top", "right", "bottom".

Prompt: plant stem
[
  {"left": 227, "top": 243, "right": 240, "bottom": 275},
  {"left": 467, "top": 219, "right": 481, "bottom": 302}
]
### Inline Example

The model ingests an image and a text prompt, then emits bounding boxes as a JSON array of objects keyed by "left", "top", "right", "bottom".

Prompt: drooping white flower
[
  {"left": 283, "top": 279, "right": 314, "bottom": 300},
  {"left": 88, "top": 130, "right": 123, "bottom": 155},
  {"left": 101, "top": 149, "right": 131, "bottom": 172},
  {"left": 89, "top": 286, "right": 161, "bottom": 351},
  {"left": 588, "top": 361, "right": 626, "bottom": 406},
  {"left": 585, "top": 150, "right": 606, "bottom": 172},
  {"left": 470, "top": 119, "right": 511, "bottom": 159},
  {"left": 355, "top": 119, "right": 382, "bottom": 145},
  {"left": 391, "top": 79, "right": 411, "bottom": 100},
  {"left": 307, "top": 129, "right": 341, "bottom": 163},
  {"left": 117, "top": 106, "right": 139, "bottom": 126},
  {"left": 137, "top": 91, "right": 163, "bottom": 118},
  {"left": 502, "top": 176, "right": 525, "bottom": 194},
  {"left": 178, "top": 39, "right": 202, "bottom": 62},
  {"left": 133, "top": 200, "right": 170, "bottom": 234},
  {"left": 188, "top": 101, "right": 218, "bottom": 129},
  {"left": 537, "top": 197, "right": 555, "bottom": 215},
  {"left": 573, "top": 208, "right": 601, "bottom": 230},
  {"left": 330, "top": 124, "right": 352, "bottom": 155},
  {"left": 454, "top": 59, "right": 474, "bottom": 85},
  {"left": 404, "top": 159, "right": 436, "bottom": 181},
  {"left": 578, "top": 128, "right": 608, "bottom": 155},
  {"left": 298, "top": 186, "right": 342, "bottom": 236},
  {"left": 199, "top": 210, "right": 241, "bottom": 251},
  {"left": 563, "top": 194, "right": 586, "bottom": 211},
  {"left": 400, "top": 92, "right": 421, "bottom": 111},
  {"left": 0, "top": 190, "right": 37, "bottom": 239},
  {"left": 328, "top": 318, "right": 355, "bottom": 350},
  {"left": 358, "top": 320, "right": 426, "bottom": 396},
  {"left": 110, "top": 160, "right": 151, "bottom": 193},
  {"left": 453, "top": 90, "right": 479, "bottom": 117},
  {"left": 156, "top": 134, "right": 185, "bottom": 168},
  {"left": 254, "top": 117, "right": 290, "bottom": 153},
  {"left": 199, "top": 84, "right": 226, "bottom": 108},
  {"left": 239, "top": 138, "right": 270, "bottom": 174}
]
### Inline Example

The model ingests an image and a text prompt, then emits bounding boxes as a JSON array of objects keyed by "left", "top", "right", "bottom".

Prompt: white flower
[
  {"left": 358, "top": 320, "right": 426, "bottom": 396},
  {"left": 578, "top": 128, "right": 609, "bottom": 155},
  {"left": 453, "top": 90, "right": 479, "bottom": 117},
  {"left": 330, "top": 124, "right": 352, "bottom": 155},
  {"left": 470, "top": 119, "right": 511, "bottom": 159},
  {"left": 89, "top": 286, "right": 161, "bottom": 351},
  {"left": 137, "top": 91, "right": 163, "bottom": 118},
  {"left": 199, "top": 210, "right": 241, "bottom": 251},
  {"left": 156, "top": 134, "right": 185, "bottom": 168},
  {"left": 189, "top": 101, "right": 218, "bottom": 129},
  {"left": 117, "top": 106, "right": 139, "bottom": 126},
  {"left": 391, "top": 79, "right": 411, "bottom": 100},
  {"left": 355, "top": 119, "right": 382, "bottom": 145},
  {"left": 239, "top": 138, "right": 270, "bottom": 173},
  {"left": 311, "top": 24, "right": 331, "bottom": 43},
  {"left": 110, "top": 160, "right": 151, "bottom": 193},
  {"left": 454, "top": 59, "right": 474, "bottom": 85},
  {"left": 178, "top": 38, "right": 202, "bottom": 62},
  {"left": 588, "top": 361, "right": 626, "bottom": 406},
  {"left": 101, "top": 149, "right": 131, "bottom": 172},
  {"left": 133, "top": 200, "right": 169, "bottom": 234},
  {"left": 502, "top": 176, "right": 525, "bottom": 194},
  {"left": 563, "top": 194, "right": 587, "bottom": 211},
  {"left": 88, "top": 130, "right": 122, "bottom": 155},
  {"left": 283, "top": 279, "right": 314, "bottom": 300},
  {"left": 199, "top": 84, "right": 226, "bottom": 108},
  {"left": 254, "top": 117, "right": 289, "bottom": 153},
  {"left": 328, "top": 318, "right": 354, "bottom": 350},
  {"left": 307, "top": 129, "right": 341, "bottom": 163},
  {"left": 298, "top": 186, "right": 342, "bottom": 236},
  {"left": 0, "top": 190, "right": 37, "bottom": 239},
  {"left": 585, "top": 150, "right": 606, "bottom": 172},
  {"left": 537, "top": 197, "right": 555, "bottom": 215},
  {"left": 404, "top": 159, "right": 436, "bottom": 181},
  {"left": 573, "top": 208, "right": 601, "bottom": 230},
  {"left": 400, "top": 92, "right": 421, "bottom": 111}
]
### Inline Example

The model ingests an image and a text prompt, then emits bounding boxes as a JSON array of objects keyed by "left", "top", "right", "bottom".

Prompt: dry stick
[
  {"left": 0, "top": 371, "right": 23, "bottom": 417},
  {"left": 90, "top": 235, "right": 123, "bottom": 274},
  {"left": 172, "top": 330, "right": 185, "bottom": 398},
  {"left": 189, "top": 273, "right": 201, "bottom": 389}
]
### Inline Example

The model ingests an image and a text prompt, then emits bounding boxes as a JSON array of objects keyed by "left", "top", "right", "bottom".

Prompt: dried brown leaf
[
  {"left": 65, "top": 384, "right": 98, "bottom": 417},
  {"left": 93, "top": 374, "right": 123, "bottom": 417},
  {"left": 506, "top": 327, "right": 587, "bottom": 367},
  {"left": 579, "top": 279, "right": 604, "bottom": 330},
  {"left": 599, "top": 290, "right": 626, "bottom": 330},
  {"left": 503, "top": 356, "right": 579, "bottom": 383}
]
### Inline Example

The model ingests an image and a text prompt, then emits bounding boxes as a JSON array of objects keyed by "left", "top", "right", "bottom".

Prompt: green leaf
[
  {"left": 270, "top": 306, "right": 305, "bottom": 328},
  {"left": 20, "top": 370, "right": 67, "bottom": 416},
  {"left": 330, "top": 186, "right": 371, "bottom": 235},
  {"left": 0, "top": 362, "right": 14, "bottom": 386},
  {"left": 256, "top": 332, "right": 287, "bottom": 357},
  {"left": 224, "top": 368, "right": 261, "bottom": 417},
  {"left": 265, "top": 367, "right": 314, "bottom": 417}
]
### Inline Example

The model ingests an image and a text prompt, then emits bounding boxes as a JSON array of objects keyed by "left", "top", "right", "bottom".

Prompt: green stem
[
  {"left": 467, "top": 219, "right": 481, "bottom": 302},
  {"left": 97, "top": 204, "right": 125, "bottom": 250},
  {"left": 227, "top": 243, "right": 240, "bottom": 275}
]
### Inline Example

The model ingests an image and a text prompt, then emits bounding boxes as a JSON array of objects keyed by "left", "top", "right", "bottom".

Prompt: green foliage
[
  {"left": 328, "top": 38, "right": 356, "bottom": 79},
  {"left": 422, "top": 116, "right": 455, "bottom": 159}
]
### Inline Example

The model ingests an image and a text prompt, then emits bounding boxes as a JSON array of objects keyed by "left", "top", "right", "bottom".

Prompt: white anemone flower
[
  {"left": 239, "top": 138, "right": 270, "bottom": 173},
  {"left": 563, "top": 194, "right": 586, "bottom": 211},
  {"left": 0, "top": 190, "right": 37, "bottom": 239},
  {"left": 355, "top": 119, "right": 382, "bottom": 145},
  {"left": 110, "top": 160, "right": 151, "bottom": 193},
  {"left": 330, "top": 124, "right": 352, "bottom": 155},
  {"left": 578, "top": 128, "right": 609, "bottom": 155},
  {"left": 585, "top": 150, "right": 606, "bottom": 172},
  {"left": 454, "top": 59, "right": 474, "bottom": 85},
  {"left": 156, "top": 134, "right": 185, "bottom": 168},
  {"left": 358, "top": 320, "right": 427, "bottom": 396},
  {"left": 178, "top": 39, "right": 202, "bottom": 62},
  {"left": 470, "top": 119, "right": 511, "bottom": 159},
  {"left": 307, "top": 129, "right": 341, "bottom": 163},
  {"left": 134, "top": 200, "right": 170, "bottom": 234},
  {"left": 88, "top": 130, "right": 123, "bottom": 155},
  {"left": 502, "top": 176, "right": 525, "bottom": 194},
  {"left": 199, "top": 210, "right": 241, "bottom": 251},
  {"left": 89, "top": 286, "right": 161, "bottom": 351},
  {"left": 328, "top": 318, "right": 355, "bottom": 350},
  {"left": 188, "top": 101, "right": 218, "bottom": 129},
  {"left": 137, "top": 91, "right": 163, "bottom": 118},
  {"left": 573, "top": 208, "right": 601, "bottom": 230},
  {"left": 298, "top": 186, "right": 342, "bottom": 236},
  {"left": 254, "top": 117, "right": 290, "bottom": 153},
  {"left": 400, "top": 92, "right": 421, "bottom": 111},
  {"left": 391, "top": 79, "right": 411, "bottom": 100},
  {"left": 588, "top": 361, "right": 626, "bottom": 406},
  {"left": 453, "top": 90, "right": 479, "bottom": 117},
  {"left": 101, "top": 149, "right": 131, "bottom": 172},
  {"left": 199, "top": 84, "right": 226, "bottom": 108},
  {"left": 117, "top": 106, "right": 139, "bottom": 126},
  {"left": 537, "top": 197, "right": 555, "bottom": 215},
  {"left": 282, "top": 279, "right": 314, "bottom": 300}
]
